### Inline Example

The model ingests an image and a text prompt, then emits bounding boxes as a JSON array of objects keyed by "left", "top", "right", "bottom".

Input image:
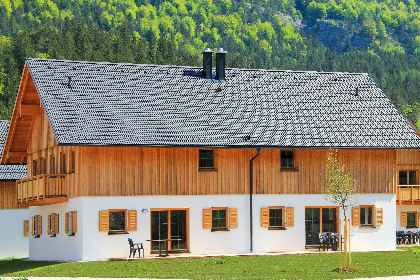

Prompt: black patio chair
[{"left": 128, "top": 238, "right": 144, "bottom": 258}]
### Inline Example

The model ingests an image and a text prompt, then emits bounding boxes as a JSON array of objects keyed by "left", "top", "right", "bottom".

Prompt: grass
[{"left": 1, "top": 247, "right": 420, "bottom": 279}]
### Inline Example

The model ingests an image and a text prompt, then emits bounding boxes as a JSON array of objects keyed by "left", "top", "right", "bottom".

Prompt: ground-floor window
[
  {"left": 150, "top": 208, "right": 189, "bottom": 253},
  {"left": 360, "top": 206, "right": 373, "bottom": 226}
]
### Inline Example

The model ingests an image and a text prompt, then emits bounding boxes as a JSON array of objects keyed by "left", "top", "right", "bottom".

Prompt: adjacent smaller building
[{"left": 0, "top": 120, "right": 28, "bottom": 259}]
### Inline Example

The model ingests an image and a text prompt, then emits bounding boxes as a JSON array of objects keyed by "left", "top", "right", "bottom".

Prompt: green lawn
[{"left": 1, "top": 247, "right": 420, "bottom": 279}]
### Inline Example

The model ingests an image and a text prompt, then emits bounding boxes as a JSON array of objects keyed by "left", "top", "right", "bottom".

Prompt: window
[
  {"left": 352, "top": 206, "right": 383, "bottom": 227},
  {"left": 261, "top": 207, "right": 294, "bottom": 229},
  {"left": 199, "top": 150, "right": 214, "bottom": 169},
  {"left": 48, "top": 213, "right": 59, "bottom": 237},
  {"left": 203, "top": 207, "right": 237, "bottom": 231},
  {"left": 281, "top": 150, "right": 294, "bottom": 168},
  {"left": 401, "top": 211, "right": 418, "bottom": 228},
  {"left": 41, "top": 158, "right": 47, "bottom": 174},
  {"left": 99, "top": 209, "right": 137, "bottom": 234},
  {"left": 269, "top": 207, "right": 284, "bottom": 227},
  {"left": 109, "top": 210, "right": 125, "bottom": 231},
  {"left": 31, "top": 215, "right": 42, "bottom": 237},
  {"left": 360, "top": 206, "right": 373, "bottom": 225},
  {"left": 61, "top": 152, "right": 67, "bottom": 174},
  {"left": 212, "top": 208, "right": 227, "bottom": 229},
  {"left": 399, "top": 171, "right": 417, "bottom": 185},
  {"left": 50, "top": 155, "right": 56, "bottom": 174},
  {"left": 65, "top": 211, "right": 77, "bottom": 236},
  {"left": 407, "top": 212, "right": 417, "bottom": 227},
  {"left": 70, "top": 150, "right": 76, "bottom": 173},
  {"left": 32, "top": 160, "right": 38, "bottom": 176}
]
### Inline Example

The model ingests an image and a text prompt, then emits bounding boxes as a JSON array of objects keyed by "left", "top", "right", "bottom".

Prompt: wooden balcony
[
  {"left": 397, "top": 185, "right": 420, "bottom": 205},
  {"left": 17, "top": 174, "right": 68, "bottom": 206}
]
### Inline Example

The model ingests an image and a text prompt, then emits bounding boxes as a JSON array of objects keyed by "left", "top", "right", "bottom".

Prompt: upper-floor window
[
  {"left": 32, "top": 160, "right": 38, "bottom": 176},
  {"left": 70, "top": 150, "right": 76, "bottom": 173},
  {"left": 41, "top": 158, "right": 47, "bottom": 174},
  {"left": 199, "top": 150, "right": 214, "bottom": 169},
  {"left": 50, "top": 155, "right": 56, "bottom": 174},
  {"left": 281, "top": 150, "right": 294, "bottom": 168},
  {"left": 61, "top": 152, "right": 67, "bottom": 174},
  {"left": 399, "top": 171, "right": 417, "bottom": 185}
]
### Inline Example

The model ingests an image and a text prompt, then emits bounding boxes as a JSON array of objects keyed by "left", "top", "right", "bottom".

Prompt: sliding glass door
[
  {"left": 305, "top": 207, "right": 338, "bottom": 246},
  {"left": 151, "top": 208, "right": 188, "bottom": 252}
]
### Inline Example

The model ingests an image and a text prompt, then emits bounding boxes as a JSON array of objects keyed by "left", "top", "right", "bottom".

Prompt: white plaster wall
[
  {"left": 0, "top": 209, "right": 29, "bottom": 258},
  {"left": 81, "top": 195, "right": 250, "bottom": 261},
  {"left": 349, "top": 194, "right": 396, "bottom": 251},
  {"left": 253, "top": 194, "right": 395, "bottom": 252},
  {"left": 396, "top": 205, "right": 420, "bottom": 231},
  {"left": 29, "top": 193, "right": 396, "bottom": 261},
  {"left": 28, "top": 198, "right": 83, "bottom": 261}
]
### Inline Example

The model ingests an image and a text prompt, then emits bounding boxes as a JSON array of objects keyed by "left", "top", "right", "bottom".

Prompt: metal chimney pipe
[
  {"left": 202, "top": 48, "right": 214, "bottom": 80},
  {"left": 215, "top": 48, "right": 227, "bottom": 81}
]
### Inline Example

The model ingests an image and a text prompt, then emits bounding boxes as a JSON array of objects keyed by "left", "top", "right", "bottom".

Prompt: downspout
[{"left": 250, "top": 148, "right": 261, "bottom": 253}]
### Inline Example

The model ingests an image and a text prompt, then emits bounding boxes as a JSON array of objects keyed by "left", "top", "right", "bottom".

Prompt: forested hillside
[{"left": 1, "top": 0, "right": 420, "bottom": 126}]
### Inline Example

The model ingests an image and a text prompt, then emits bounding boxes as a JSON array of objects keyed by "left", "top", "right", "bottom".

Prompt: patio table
[{"left": 145, "top": 239, "right": 182, "bottom": 257}]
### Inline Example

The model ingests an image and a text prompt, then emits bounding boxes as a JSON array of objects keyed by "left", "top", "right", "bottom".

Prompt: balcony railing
[
  {"left": 397, "top": 185, "right": 420, "bottom": 204},
  {"left": 17, "top": 174, "right": 67, "bottom": 205}
]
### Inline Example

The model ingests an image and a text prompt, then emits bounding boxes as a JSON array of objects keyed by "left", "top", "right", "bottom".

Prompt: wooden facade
[
  {"left": 0, "top": 181, "right": 18, "bottom": 209},
  {"left": 24, "top": 145, "right": 398, "bottom": 198}
]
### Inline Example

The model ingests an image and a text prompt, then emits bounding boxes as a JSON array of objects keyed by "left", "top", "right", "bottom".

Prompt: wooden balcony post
[{"left": 412, "top": 185, "right": 414, "bottom": 205}]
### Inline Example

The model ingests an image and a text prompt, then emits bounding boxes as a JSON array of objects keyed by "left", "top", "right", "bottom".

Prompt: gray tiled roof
[
  {"left": 0, "top": 120, "right": 27, "bottom": 180},
  {"left": 0, "top": 120, "right": 8, "bottom": 157},
  {"left": 26, "top": 58, "right": 420, "bottom": 148}
]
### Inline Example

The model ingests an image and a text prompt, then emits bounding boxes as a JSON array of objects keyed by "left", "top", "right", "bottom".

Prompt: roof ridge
[{"left": 26, "top": 58, "right": 368, "bottom": 75}]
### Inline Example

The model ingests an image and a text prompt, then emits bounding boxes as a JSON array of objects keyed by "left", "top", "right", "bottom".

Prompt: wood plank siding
[
  {"left": 26, "top": 143, "right": 398, "bottom": 197},
  {"left": 0, "top": 181, "right": 18, "bottom": 209}
]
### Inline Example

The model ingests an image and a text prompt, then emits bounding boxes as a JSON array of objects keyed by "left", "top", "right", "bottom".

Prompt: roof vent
[
  {"left": 202, "top": 48, "right": 214, "bottom": 80},
  {"left": 355, "top": 87, "right": 359, "bottom": 97},
  {"left": 216, "top": 48, "right": 227, "bottom": 81},
  {"left": 67, "top": 76, "right": 72, "bottom": 89}
]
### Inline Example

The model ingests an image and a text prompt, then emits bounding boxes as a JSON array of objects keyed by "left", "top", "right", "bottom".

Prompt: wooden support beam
[
  {"left": 7, "top": 151, "right": 27, "bottom": 158},
  {"left": 20, "top": 104, "right": 40, "bottom": 117}
]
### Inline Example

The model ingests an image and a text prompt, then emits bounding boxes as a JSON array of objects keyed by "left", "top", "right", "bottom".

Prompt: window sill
[
  {"left": 268, "top": 227, "right": 286, "bottom": 230},
  {"left": 359, "top": 225, "right": 376, "bottom": 228},
  {"left": 211, "top": 228, "right": 230, "bottom": 232},
  {"left": 108, "top": 231, "right": 129, "bottom": 235},
  {"left": 198, "top": 168, "right": 218, "bottom": 172},
  {"left": 406, "top": 226, "right": 418, "bottom": 229},
  {"left": 280, "top": 168, "right": 298, "bottom": 172}
]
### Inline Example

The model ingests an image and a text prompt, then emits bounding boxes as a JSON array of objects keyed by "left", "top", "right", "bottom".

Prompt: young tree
[{"left": 323, "top": 149, "right": 361, "bottom": 219}]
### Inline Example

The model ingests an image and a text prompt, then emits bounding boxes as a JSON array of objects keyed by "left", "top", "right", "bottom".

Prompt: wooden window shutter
[
  {"left": 286, "top": 207, "right": 294, "bottom": 227},
  {"left": 31, "top": 216, "right": 35, "bottom": 236},
  {"left": 203, "top": 209, "right": 212, "bottom": 229},
  {"left": 24, "top": 220, "right": 29, "bottom": 237},
  {"left": 71, "top": 211, "right": 77, "bottom": 234},
  {"left": 352, "top": 207, "right": 360, "bottom": 226},
  {"left": 229, "top": 208, "right": 238, "bottom": 229},
  {"left": 261, "top": 208, "right": 269, "bottom": 227},
  {"left": 418, "top": 212, "right": 420, "bottom": 227},
  {"left": 401, "top": 212, "right": 407, "bottom": 227},
  {"left": 64, "top": 212, "right": 69, "bottom": 234},
  {"left": 47, "top": 214, "right": 51, "bottom": 234},
  {"left": 127, "top": 210, "right": 137, "bottom": 231},
  {"left": 54, "top": 213, "right": 59, "bottom": 234},
  {"left": 99, "top": 210, "right": 109, "bottom": 232},
  {"left": 37, "top": 215, "right": 42, "bottom": 235},
  {"left": 375, "top": 207, "right": 384, "bottom": 226}
]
